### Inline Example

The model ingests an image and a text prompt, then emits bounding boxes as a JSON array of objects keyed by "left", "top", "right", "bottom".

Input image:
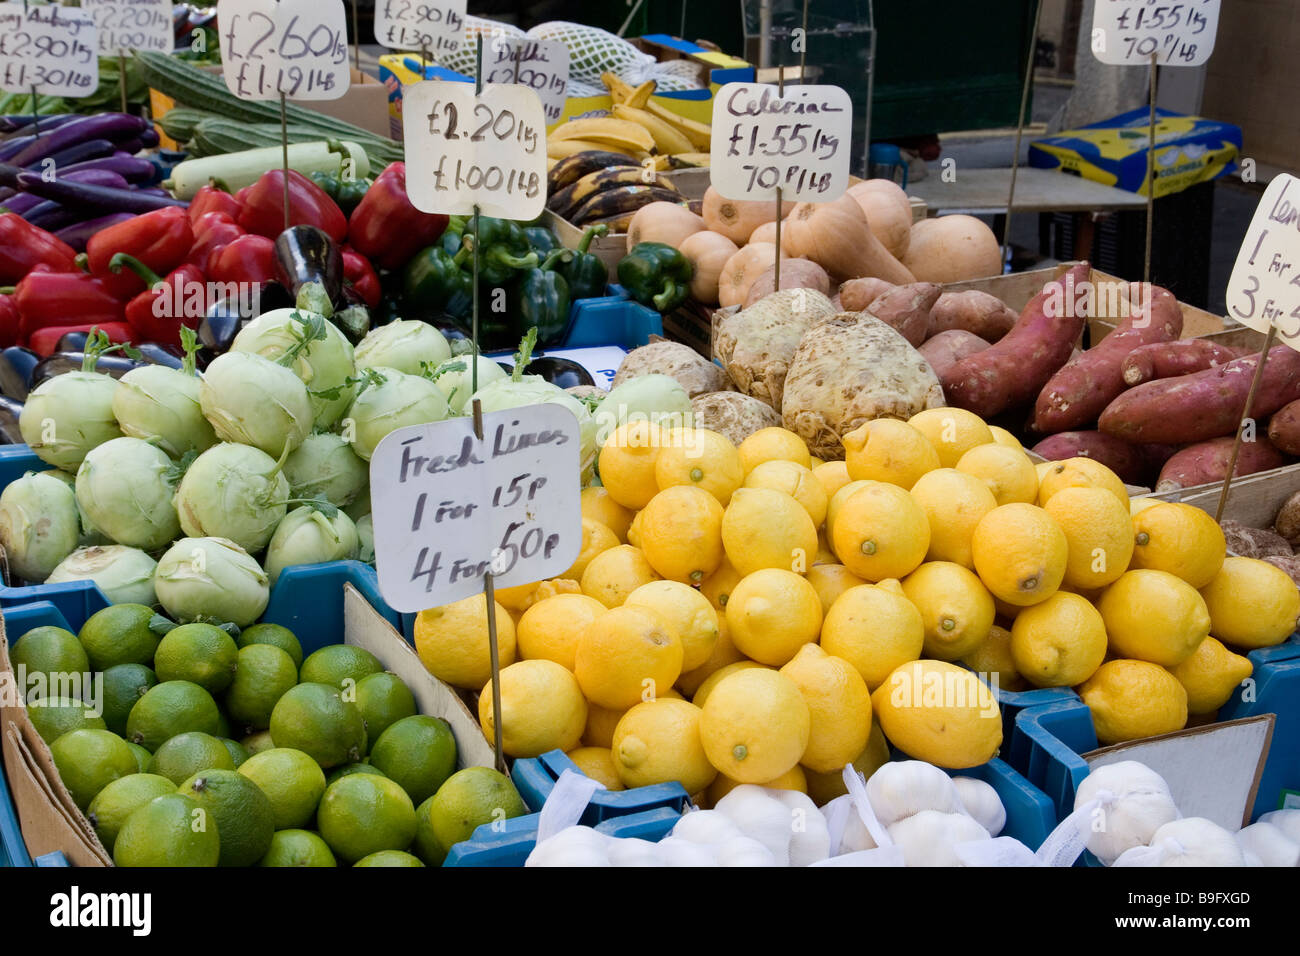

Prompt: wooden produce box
[{"left": 1146, "top": 461, "right": 1300, "bottom": 528}]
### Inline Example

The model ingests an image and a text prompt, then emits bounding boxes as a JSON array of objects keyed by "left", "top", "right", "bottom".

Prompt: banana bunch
[{"left": 545, "top": 151, "right": 695, "bottom": 232}]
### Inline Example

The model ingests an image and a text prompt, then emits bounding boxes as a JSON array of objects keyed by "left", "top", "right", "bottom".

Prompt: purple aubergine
[
  {"left": 0, "top": 394, "right": 23, "bottom": 444},
  {"left": 6, "top": 113, "right": 147, "bottom": 167},
  {"left": 0, "top": 114, "right": 81, "bottom": 136},
  {"left": 53, "top": 212, "right": 135, "bottom": 252},
  {"left": 60, "top": 153, "right": 157, "bottom": 184},
  {"left": 25, "top": 202, "right": 78, "bottom": 231},
  {"left": 0, "top": 187, "right": 12, "bottom": 203},
  {"left": 138, "top": 127, "right": 160, "bottom": 148},
  {"left": 0, "top": 163, "right": 17, "bottom": 189},
  {"left": 0, "top": 346, "right": 39, "bottom": 401},
  {"left": 25, "top": 138, "right": 116, "bottom": 172},
  {"left": 14, "top": 172, "right": 188, "bottom": 212}
]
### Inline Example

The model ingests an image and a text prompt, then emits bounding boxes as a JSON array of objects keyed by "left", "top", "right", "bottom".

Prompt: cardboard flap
[{"left": 3, "top": 723, "right": 109, "bottom": 867}]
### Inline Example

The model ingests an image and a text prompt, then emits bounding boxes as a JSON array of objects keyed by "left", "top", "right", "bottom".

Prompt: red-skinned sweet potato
[
  {"left": 1268, "top": 399, "right": 1300, "bottom": 455},
  {"left": 1155, "top": 435, "right": 1289, "bottom": 492},
  {"left": 928, "top": 290, "right": 1018, "bottom": 343},
  {"left": 1030, "top": 430, "right": 1154, "bottom": 485},
  {"left": 865, "top": 282, "right": 942, "bottom": 347},
  {"left": 838, "top": 277, "right": 896, "bottom": 312},
  {"left": 1121, "top": 339, "right": 1244, "bottom": 387},
  {"left": 919, "top": 329, "right": 989, "bottom": 381}
]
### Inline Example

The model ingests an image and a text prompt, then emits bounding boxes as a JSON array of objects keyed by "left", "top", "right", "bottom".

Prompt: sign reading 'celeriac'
[
  {"left": 217, "top": 0, "right": 350, "bottom": 101},
  {"left": 0, "top": 3, "right": 98, "bottom": 97}
]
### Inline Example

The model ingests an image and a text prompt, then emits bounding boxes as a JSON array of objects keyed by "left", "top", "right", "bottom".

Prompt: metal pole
[
  {"left": 1144, "top": 51, "right": 1158, "bottom": 283},
  {"left": 280, "top": 93, "right": 290, "bottom": 231}
]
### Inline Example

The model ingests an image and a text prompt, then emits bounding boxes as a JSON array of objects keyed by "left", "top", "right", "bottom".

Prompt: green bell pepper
[
  {"left": 617, "top": 241, "right": 694, "bottom": 312},
  {"left": 441, "top": 215, "right": 468, "bottom": 255},
  {"left": 524, "top": 226, "right": 562, "bottom": 255},
  {"left": 461, "top": 216, "right": 539, "bottom": 287},
  {"left": 402, "top": 244, "right": 473, "bottom": 321},
  {"left": 553, "top": 224, "right": 609, "bottom": 302},
  {"left": 515, "top": 249, "right": 572, "bottom": 347},
  {"left": 308, "top": 172, "right": 371, "bottom": 217}
]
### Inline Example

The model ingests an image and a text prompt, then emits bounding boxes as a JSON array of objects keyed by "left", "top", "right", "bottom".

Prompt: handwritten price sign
[
  {"left": 374, "top": 0, "right": 464, "bottom": 56},
  {"left": 217, "top": 0, "right": 349, "bottom": 101},
  {"left": 1092, "top": 0, "right": 1220, "bottom": 66},
  {"left": 709, "top": 82, "right": 852, "bottom": 202},
  {"left": 484, "top": 36, "right": 568, "bottom": 126},
  {"left": 370, "top": 404, "right": 582, "bottom": 611},
  {"left": 1227, "top": 174, "right": 1300, "bottom": 348},
  {"left": 85, "top": 0, "right": 173, "bottom": 57},
  {"left": 0, "top": 3, "right": 98, "bottom": 97}
]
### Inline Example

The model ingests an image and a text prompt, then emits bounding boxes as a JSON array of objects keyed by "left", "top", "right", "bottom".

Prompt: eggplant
[
  {"left": 25, "top": 202, "right": 78, "bottom": 231},
  {"left": 0, "top": 135, "right": 38, "bottom": 164},
  {"left": 0, "top": 162, "right": 20, "bottom": 190},
  {"left": 6, "top": 114, "right": 146, "bottom": 167},
  {"left": 274, "top": 226, "right": 343, "bottom": 306},
  {"left": 60, "top": 153, "right": 158, "bottom": 184},
  {"left": 138, "top": 128, "right": 160, "bottom": 149},
  {"left": 135, "top": 343, "right": 186, "bottom": 369},
  {"left": 23, "top": 139, "right": 116, "bottom": 172},
  {"left": 199, "top": 281, "right": 293, "bottom": 353},
  {"left": 32, "top": 352, "right": 147, "bottom": 388},
  {"left": 13, "top": 172, "right": 188, "bottom": 212},
  {"left": 331, "top": 304, "right": 371, "bottom": 344},
  {"left": 525, "top": 356, "right": 596, "bottom": 389},
  {"left": 0, "top": 395, "right": 23, "bottom": 444},
  {"left": 0, "top": 346, "right": 39, "bottom": 401},
  {"left": 0, "top": 114, "right": 81, "bottom": 137},
  {"left": 0, "top": 187, "right": 12, "bottom": 203},
  {"left": 53, "top": 213, "right": 135, "bottom": 253}
]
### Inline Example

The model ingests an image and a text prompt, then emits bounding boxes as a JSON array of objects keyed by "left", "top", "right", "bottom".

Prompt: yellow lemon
[
  {"left": 612, "top": 698, "right": 717, "bottom": 793},
  {"left": 699, "top": 556, "right": 743, "bottom": 613},
  {"left": 813, "top": 531, "right": 837, "bottom": 566},
  {"left": 516, "top": 593, "right": 607, "bottom": 671},
  {"left": 989, "top": 426, "right": 1023, "bottom": 450},
  {"left": 971, "top": 503, "right": 1068, "bottom": 607},
  {"left": 707, "top": 763, "right": 807, "bottom": 806},
  {"left": 1168, "top": 636, "right": 1254, "bottom": 715},
  {"left": 1199, "top": 556, "right": 1300, "bottom": 649},
  {"left": 414, "top": 594, "right": 517, "bottom": 690},
  {"left": 626, "top": 509, "right": 643, "bottom": 547},
  {"left": 803, "top": 723, "right": 891, "bottom": 805},
  {"left": 494, "top": 577, "right": 580, "bottom": 614},
  {"left": 579, "top": 544, "right": 661, "bottom": 608},
  {"left": 1009, "top": 591, "right": 1108, "bottom": 687},
  {"left": 813, "top": 460, "right": 852, "bottom": 501},
  {"left": 804, "top": 563, "right": 867, "bottom": 616},
  {"left": 1036, "top": 456, "right": 1128, "bottom": 507},
  {"left": 636, "top": 485, "right": 725, "bottom": 584},
  {"left": 598, "top": 420, "right": 667, "bottom": 509},
  {"left": 908, "top": 468, "right": 997, "bottom": 568},
  {"left": 1034, "top": 460, "right": 1056, "bottom": 485},
  {"left": 562, "top": 518, "right": 620, "bottom": 580},
  {"left": 826, "top": 479, "right": 871, "bottom": 539},
  {"left": 573, "top": 605, "right": 684, "bottom": 709},
  {"left": 699, "top": 668, "right": 811, "bottom": 782},
  {"left": 1078, "top": 659, "right": 1188, "bottom": 744},
  {"left": 565, "top": 746, "right": 624, "bottom": 790},
  {"left": 737, "top": 426, "right": 811, "bottom": 473},
  {"left": 744, "top": 460, "right": 829, "bottom": 527},
  {"left": 820, "top": 584, "right": 925, "bottom": 689},
  {"left": 581, "top": 694, "right": 682, "bottom": 748},
  {"left": 725, "top": 569, "right": 823, "bottom": 666},
  {"left": 1131, "top": 502, "right": 1227, "bottom": 589},
  {"left": 842, "top": 418, "right": 941, "bottom": 489},
  {"left": 779, "top": 644, "right": 872, "bottom": 773},
  {"left": 676, "top": 617, "right": 745, "bottom": 698},
  {"left": 1129, "top": 496, "right": 1160, "bottom": 517},
  {"left": 961, "top": 624, "right": 1029, "bottom": 693},
  {"left": 1042, "top": 486, "right": 1135, "bottom": 590},
  {"left": 478, "top": 659, "right": 587, "bottom": 758},
  {"left": 876, "top": 578, "right": 906, "bottom": 597},
  {"left": 691, "top": 661, "right": 768, "bottom": 707},
  {"left": 581, "top": 486, "right": 634, "bottom": 542},
  {"left": 901, "top": 561, "right": 996, "bottom": 661},
  {"left": 907, "top": 407, "right": 995, "bottom": 469},
  {"left": 1098, "top": 569, "right": 1211, "bottom": 666},
  {"left": 722, "top": 487, "right": 819, "bottom": 577},
  {"left": 832, "top": 482, "right": 930, "bottom": 581},
  {"left": 870, "top": 660, "right": 1001, "bottom": 768},
  {"left": 956, "top": 443, "right": 1039, "bottom": 506},
  {"left": 653, "top": 427, "right": 745, "bottom": 505},
  {"left": 624, "top": 580, "right": 720, "bottom": 671}
]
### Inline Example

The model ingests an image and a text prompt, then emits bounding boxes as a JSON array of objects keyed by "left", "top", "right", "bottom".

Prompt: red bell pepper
[
  {"left": 111, "top": 253, "right": 205, "bottom": 348},
  {"left": 341, "top": 247, "right": 381, "bottom": 308},
  {"left": 29, "top": 322, "right": 134, "bottom": 358},
  {"left": 187, "top": 212, "right": 246, "bottom": 273},
  {"left": 347, "top": 162, "right": 448, "bottom": 270},
  {"left": 0, "top": 293, "right": 19, "bottom": 349},
  {"left": 12, "top": 267, "right": 126, "bottom": 341},
  {"left": 188, "top": 183, "right": 244, "bottom": 223},
  {"left": 86, "top": 207, "right": 195, "bottom": 299},
  {"left": 208, "top": 234, "right": 276, "bottom": 285},
  {"left": 0, "top": 213, "right": 78, "bottom": 283},
  {"left": 237, "top": 169, "right": 347, "bottom": 243}
]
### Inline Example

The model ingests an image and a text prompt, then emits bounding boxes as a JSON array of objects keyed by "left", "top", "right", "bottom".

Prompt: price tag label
[
  {"left": 709, "top": 82, "right": 852, "bottom": 202},
  {"left": 0, "top": 3, "right": 98, "bottom": 97},
  {"left": 1092, "top": 0, "right": 1220, "bottom": 66},
  {"left": 484, "top": 36, "right": 569, "bottom": 126},
  {"left": 373, "top": 0, "right": 464, "bottom": 56},
  {"left": 1226, "top": 174, "right": 1300, "bottom": 348},
  {"left": 217, "top": 0, "right": 350, "bottom": 101},
  {"left": 370, "top": 404, "right": 583, "bottom": 611},
  {"left": 402, "top": 80, "right": 547, "bottom": 220},
  {"left": 85, "top": 0, "right": 173, "bottom": 57}
]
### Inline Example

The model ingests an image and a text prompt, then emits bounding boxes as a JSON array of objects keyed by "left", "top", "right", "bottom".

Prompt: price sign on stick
[
  {"left": 484, "top": 36, "right": 569, "bottom": 126},
  {"left": 1226, "top": 174, "right": 1300, "bottom": 347},
  {"left": 84, "top": 0, "right": 173, "bottom": 56},
  {"left": 369, "top": 404, "right": 583, "bottom": 612},
  {"left": 1092, "top": 0, "right": 1220, "bottom": 66},
  {"left": 402, "top": 79, "right": 548, "bottom": 220},
  {"left": 0, "top": 3, "right": 98, "bottom": 97},
  {"left": 709, "top": 82, "right": 852, "bottom": 202},
  {"left": 374, "top": 0, "right": 464, "bottom": 56},
  {"left": 217, "top": 0, "right": 350, "bottom": 101}
]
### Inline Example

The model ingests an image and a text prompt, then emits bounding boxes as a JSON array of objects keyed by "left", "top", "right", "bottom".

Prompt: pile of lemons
[{"left": 412, "top": 409, "right": 1299, "bottom": 807}]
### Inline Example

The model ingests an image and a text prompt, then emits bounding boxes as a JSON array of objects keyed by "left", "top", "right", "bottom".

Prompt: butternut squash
[
  {"left": 718, "top": 241, "right": 783, "bottom": 309},
  {"left": 702, "top": 185, "right": 795, "bottom": 244},
  {"left": 847, "top": 180, "right": 912, "bottom": 259},
  {"left": 902, "top": 215, "right": 1003, "bottom": 283},
  {"left": 679, "top": 230, "right": 739, "bottom": 306},
  {"left": 782, "top": 195, "right": 915, "bottom": 285},
  {"left": 626, "top": 201, "right": 706, "bottom": 252},
  {"left": 747, "top": 219, "right": 795, "bottom": 255}
]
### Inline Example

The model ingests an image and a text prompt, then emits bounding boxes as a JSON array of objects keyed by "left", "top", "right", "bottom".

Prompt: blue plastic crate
[
  {"left": 1220, "top": 655, "right": 1300, "bottom": 819},
  {"left": 512, "top": 749, "right": 689, "bottom": 824},
  {"left": 443, "top": 805, "right": 682, "bottom": 867},
  {"left": 563, "top": 292, "right": 662, "bottom": 349},
  {"left": 949, "top": 758, "right": 1058, "bottom": 851}
]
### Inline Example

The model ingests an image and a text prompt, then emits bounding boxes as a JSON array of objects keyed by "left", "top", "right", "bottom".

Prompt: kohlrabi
[
  {"left": 263, "top": 503, "right": 360, "bottom": 586},
  {"left": 47, "top": 545, "right": 158, "bottom": 606},
  {"left": 232, "top": 308, "right": 357, "bottom": 429},
  {"left": 354, "top": 320, "right": 451, "bottom": 377},
  {"left": 0, "top": 471, "right": 81, "bottom": 581},
  {"left": 19, "top": 330, "right": 129, "bottom": 471},
  {"left": 430, "top": 354, "right": 507, "bottom": 414},
  {"left": 172, "top": 442, "right": 290, "bottom": 554},
  {"left": 356, "top": 513, "right": 374, "bottom": 564},
  {"left": 74, "top": 437, "right": 183, "bottom": 551},
  {"left": 592, "top": 373, "right": 693, "bottom": 447},
  {"left": 283, "top": 433, "right": 368, "bottom": 508},
  {"left": 154, "top": 536, "right": 269, "bottom": 628},
  {"left": 112, "top": 327, "right": 217, "bottom": 458},
  {"left": 41, "top": 469, "right": 107, "bottom": 547},
  {"left": 344, "top": 367, "right": 450, "bottom": 461}
]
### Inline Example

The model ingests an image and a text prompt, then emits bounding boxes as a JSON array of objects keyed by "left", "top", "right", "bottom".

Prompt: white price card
[
  {"left": 709, "top": 82, "right": 852, "bottom": 202},
  {"left": 370, "top": 403, "right": 583, "bottom": 612},
  {"left": 1226, "top": 174, "right": 1300, "bottom": 348},
  {"left": 374, "top": 0, "right": 464, "bottom": 57},
  {"left": 217, "top": 0, "right": 350, "bottom": 101},
  {"left": 402, "top": 80, "right": 547, "bottom": 220},
  {"left": 1092, "top": 0, "right": 1220, "bottom": 66},
  {"left": 85, "top": 0, "right": 174, "bottom": 57},
  {"left": 0, "top": 3, "right": 98, "bottom": 98},
  {"left": 484, "top": 36, "right": 569, "bottom": 126}
]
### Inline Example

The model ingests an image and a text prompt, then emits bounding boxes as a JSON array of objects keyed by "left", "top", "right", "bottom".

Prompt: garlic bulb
[
  {"left": 770, "top": 789, "right": 831, "bottom": 866},
  {"left": 670, "top": 808, "right": 744, "bottom": 846},
  {"left": 607, "top": 837, "right": 668, "bottom": 867},
  {"left": 866, "top": 760, "right": 960, "bottom": 828},
  {"left": 713, "top": 786, "right": 798, "bottom": 866},
  {"left": 526, "top": 825, "right": 612, "bottom": 866},
  {"left": 1075, "top": 761, "right": 1180, "bottom": 865},
  {"left": 952, "top": 775, "right": 1006, "bottom": 836},
  {"left": 1113, "top": 818, "right": 1246, "bottom": 867},
  {"left": 1259, "top": 809, "right": 1300, "bottom": 845},
  {"left": 1236, "top": 821, "right": 1300, "bottom": 868},
  {"left": 715, "top": 836, "right": 779, "bottom": 866},
  {"left": 887, "top": 810, "right": 990, "bottom": 867},
  {"left": 655, "top": 837, "right": 720, "bottom": 867}
]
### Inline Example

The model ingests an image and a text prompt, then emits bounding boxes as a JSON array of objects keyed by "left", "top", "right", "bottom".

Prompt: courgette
[
  {"left": 156, "top": 107, "right": 222, "bottom": 144},
  {"left": 164, "top": 140, "right": 371, "bottom": 199}
]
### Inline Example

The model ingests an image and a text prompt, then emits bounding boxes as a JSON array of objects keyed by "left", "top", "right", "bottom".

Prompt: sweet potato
[
  {"left": 1220, "top": 519, "right": 1294, "bottom": 559},
  {"left": 928, "top": 290, "right": 1018, "bottom": 343},
  {"left": 1030, "top": 431, "right": 1153, "bottom": 486},
  {"left": 1262, "top": 553, "right": 1300, "bottom": 589},
  {"left": 838, "top": 277, "right": 896, "bottom": 313},
  {"left": 1120, "top": 339, "right": 1244, "bottom": 387},
  {"left": 864, "top": 282, "right": 941, "bottom": 347},
  {"left": 1275, "top": 491, "right": 1300, "bottom": 547},
  {"left": 1267, "top": 399, "right": 1300, "bottom": 455},
  {"left": 1032, "top": 284, "right": 1183, "bottom": 434},
  {"left": 942, "top": 263, "right": 1092, "bottom": 419},
  {"left": 1154, "top": 435, "right": 1289, "bottom": 492},
  {"left": 918, "top": 330, "right": 989, "bottom": 381},
  {"left": 1100, "top": 346, "right": 1300, "bottom": 445},
  {"left": 743, "top": 258, "right": 831, "bottom": 308}
]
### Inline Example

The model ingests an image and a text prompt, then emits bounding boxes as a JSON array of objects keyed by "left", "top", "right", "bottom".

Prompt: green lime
[
  {"left": 354, "top": 672, "right": 417, "bottom": 745},
  {"left": 326, "top": 762, "right": 386, "bottom": 786},
  {"left": 259, "top": 829, "right": 337, "bottom": 867},
  {"left": 125, "top": 681, "right": 221, "bottom": 752},
  {"left": 368, "top": 715, "right": 457, "bottom": 804},
  {"left": 99, "top": 664, "right": 157, "bottom": 736},
  {"left": 238, "top": 623, "right": 304, "bottom": 670},
  {"left": 220, "top": 738, "right": 250, "bottom": 768},
  {"left": 238, "top": 748, "right": 327, "bottom": 830},
  {"left": 147, "top": 732, "right": 234, "bottom": 785},
  {"left": 86, "top": 773, "right": 174, "bottom": 852},
  {"left": 153, "top": 623, "right": 239, "bottom": 693},
  {"left": 11, "top": 626, "right": 89, "bottom": 701},
  {"left": 78, "top": 604, "right": 168, "bottom": 671},
  {"left": 224, "top": 644, "right": 298, "bottom": 732},
  {"left": 26, "top": 696, "right": 106, "bottom": 745},
  {"left": 268, "top": 683, "right": 367, "bottom": 768},
  {"left": 126, "top": 742, "right": 152, "bottom": 773},
  {"left": 49, "top": 728, "right": 138, "bottom": 811},
  {"left": 178, "top": 769, "right": 275, "bottom": 867},
  {"left": 298, "top": 644, "right": 383, "bottom": 690},
  {"left": 354, "top": 850, "right": 424, "bottom": 867},
  {"left": 412, "top": 795, "right": 446, "bottom": 866},
  {"left": 429, "top": 767, "right": 527, "bottom": 851},
  {"left": 213, "top": 709, "right": 231, "bottom": 738},
  {"left": 113, "top": 793, "right": 220, "bottom": 867},
  {"left": 316, "top": 774, "right": 416, "bottom": 864},
  {"left": 242, "top": 729, "right": 275, "bottom": 754}
]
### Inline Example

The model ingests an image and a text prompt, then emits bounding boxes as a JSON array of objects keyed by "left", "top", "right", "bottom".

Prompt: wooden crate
[{"left": 1147, "top": 463, "right": 1300, "bottom": 529}]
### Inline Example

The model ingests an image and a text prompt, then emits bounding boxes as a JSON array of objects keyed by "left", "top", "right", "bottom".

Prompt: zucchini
[
  {"left": 164, "top": 140, "right": 372, "bottom": 199},
  {"left": 156, "top": 107, "right": 222, "bottom": 144}
]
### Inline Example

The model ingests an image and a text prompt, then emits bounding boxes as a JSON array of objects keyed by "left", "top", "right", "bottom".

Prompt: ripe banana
[
  {"left": 610, "top": 104, "right": 694, "bottom": 156},
  {"left": 547, "top": 150, "right": 643, "bottom": 192},
  {"left": 549, "top": 117, "right": 656, "bottom": 154},
  {"left": 666, "top": 153, "right": 712, "bottom": 169},
  {"left": 571, "top": 185, "right": 684, "bottom": 225},
  {"left": 645, "top": 101, "right": 712, "bottom": 150},
  {"left": 601, "top": 72, "right": 657, "bottom": 109},
  {"left": 547, "top": 138, "right": 638, "bottom": 161},
  {"left": 548, "top": 165, "right": 680, "bottom": 220}
]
